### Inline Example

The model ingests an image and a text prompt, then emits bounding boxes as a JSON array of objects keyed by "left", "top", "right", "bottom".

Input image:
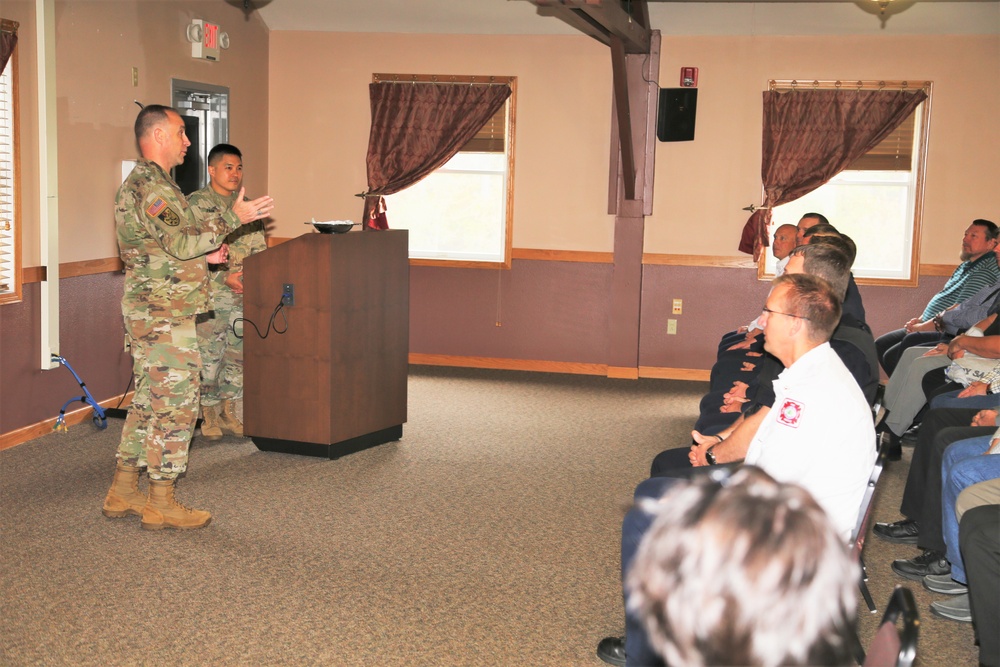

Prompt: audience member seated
[
  {"left": 876, "top": 219, "right": 1000, "bottom": 376},
  {"left": 956, "top": 502, "right": 1000, "bottom": 667},
  {"left": 625, "top": 467, "right": 858, "bottom": 667},
  {"left": 795, "top": 211, "right": 829, "bottom": 246},
  {"left": 658, "top": 244, "right": 877, "bottom": 475},
  {"left": 598, "top": 273, "right": 876, "bottom": 667},
  {"left": 878, "top": 309, "right": 1000, "bottom": 457},
  {"left": 803, "top": 228, "right": 867, "bottom": 325},
  {"left": 873, "top": 407, "right": 998, "bottom": 574},
  {"left": 716, "top": 223, "right": 799, "bottom": 353},
  {"left": 922, "top": 442, "right": 1000, "bottom": 626}
]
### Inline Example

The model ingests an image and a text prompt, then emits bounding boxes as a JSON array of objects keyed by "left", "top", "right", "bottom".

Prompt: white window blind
[{"left": 0, "top": 33, "right": 20, "bottom": 304}]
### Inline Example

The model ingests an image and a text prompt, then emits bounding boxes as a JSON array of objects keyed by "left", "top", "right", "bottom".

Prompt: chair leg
[
  {"left": 860, "top": 553, "right": 869, "bottom": 582},
  {"left": 860, "top": 577, "right": 877, "bottom": 614},
  {"left": 848, "top": 622, "right": 866, "bottom": 665}
]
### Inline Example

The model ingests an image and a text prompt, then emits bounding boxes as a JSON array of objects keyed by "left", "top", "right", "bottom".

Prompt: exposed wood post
[{"left": 606, "top": 30, "right": 659, "bottom": 377}]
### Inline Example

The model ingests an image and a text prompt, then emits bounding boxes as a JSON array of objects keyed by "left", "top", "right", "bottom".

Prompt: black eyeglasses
[{"left": 761, "top": 306, "right": 811, "bottom": 321}]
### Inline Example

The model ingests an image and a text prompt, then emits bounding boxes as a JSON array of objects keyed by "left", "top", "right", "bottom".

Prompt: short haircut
[
  {"left": 773, "top": 272, "right": 842, "bottom": 342},
  {"left": 627, "top": 466, "right": 857, "bottom": 667},
  {"left": 800, "top": 212, "right": 830, "bottom": 226},
  {"left": 802, "top": 222, "right": 840, "bottom": 238},
  {"left": 134, "top": 104, "right": 177, "bottom": 142},
  {"left": 208, "top": 143, "right": 243, "bottom": 166},
  {"left": 971, "top": 219, "right": 1000, "bottom": 241},
  {"left": 809, "top": 234, "right": 857, "bottom": 267},
  {"left": 789, "top": 244, "right": 851, "bottom": 302}
]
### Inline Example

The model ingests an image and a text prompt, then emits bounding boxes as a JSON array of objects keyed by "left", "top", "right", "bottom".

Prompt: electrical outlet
[
  {"left": 282, "top": 283, "right": 295, "bottom": 307},
  {"left": 667, "top": 319, "right": 677, "bottom": 335}
]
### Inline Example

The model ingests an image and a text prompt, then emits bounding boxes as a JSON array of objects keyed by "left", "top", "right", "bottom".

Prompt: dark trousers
[
  {"left": 960, "top": 505, "right": 1000, "bottom": 667},
  {"left": 876, "top": 328, "right": 946, "bottom": 376},
  {"left": 898, "top": 408, "right": 993, "bottom": 552},
  {"left": 622, "top": 468, "right": 738, "bottom": 666}
]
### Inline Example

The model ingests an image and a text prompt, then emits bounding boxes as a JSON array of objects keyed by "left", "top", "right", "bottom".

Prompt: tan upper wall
[
  {"left": 266, "top": 32, "right": 614, "bottom": 251},
  {"left": 8, "top": 0, "right": 269, "bottom": 266},
  {"left": 651, "top": 34, "right": 1000, "bottom": 261},
  {"left": 269, "top": 30, "right": 1000, "bottom": 265},
  {"left": 6, "top": 3, "right": 998, "bottom": 268}
]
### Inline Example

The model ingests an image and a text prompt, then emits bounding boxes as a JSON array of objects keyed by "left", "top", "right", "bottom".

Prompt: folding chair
[
  {"left": 862, "top": 585, "right": 920, "bottom": 667},
  {"left": 851, "top": 449, "right": 886, "bottom": 614}
]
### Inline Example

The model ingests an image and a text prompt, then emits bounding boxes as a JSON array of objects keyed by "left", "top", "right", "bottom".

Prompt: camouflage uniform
[
  {"left": 115, "top": 159, "right": 241, "bottom": 480},
  {"left": 189, "top": 187, "right": 267, "bottom": 407}
]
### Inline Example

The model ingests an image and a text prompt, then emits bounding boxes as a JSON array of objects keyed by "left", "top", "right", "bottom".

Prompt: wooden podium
[{"left": 242, "top": 229, "right": 408, "bottom": 458}]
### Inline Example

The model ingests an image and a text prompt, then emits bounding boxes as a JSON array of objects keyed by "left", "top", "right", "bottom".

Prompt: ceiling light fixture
[{"left": 870, "top": 0, "right": 893, "bottom": 15}]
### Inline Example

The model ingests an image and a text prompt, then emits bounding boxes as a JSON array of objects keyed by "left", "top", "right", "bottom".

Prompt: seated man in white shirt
[{"left": 598, "top": 272, "right": 877, "bottom": 667}]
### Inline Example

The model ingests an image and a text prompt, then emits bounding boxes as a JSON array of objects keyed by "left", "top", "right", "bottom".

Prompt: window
[
  {"left": 383, "top": 78, "right": 515, "bottom": 267},
  {"left": 762, "top": 83, "right": 931, "bottom": 285},
  {"left": 0, "top": 19, "right": 20, "bottom": 305}
]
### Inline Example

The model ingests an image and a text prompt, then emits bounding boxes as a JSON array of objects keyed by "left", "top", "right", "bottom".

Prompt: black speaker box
[{"left": 657, "top": 88, "right": 698, "bottom": 142}]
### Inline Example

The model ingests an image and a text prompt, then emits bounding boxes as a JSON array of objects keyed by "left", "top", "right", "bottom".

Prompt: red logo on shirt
[{"left": 777, "top": 399, "right": 803, "bottom": 428}]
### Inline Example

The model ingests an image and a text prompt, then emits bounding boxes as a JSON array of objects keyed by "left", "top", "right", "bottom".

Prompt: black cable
[
  {"left": 234, "top": 297, "right": 288, "bottom": 340},
  {"left": 113, "top": 373, "right": 134, "bottom": 410}
]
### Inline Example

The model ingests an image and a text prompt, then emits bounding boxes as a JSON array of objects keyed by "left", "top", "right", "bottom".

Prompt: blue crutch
[{"left": 52, "top": 354, "right": 108, "bottom": 431}]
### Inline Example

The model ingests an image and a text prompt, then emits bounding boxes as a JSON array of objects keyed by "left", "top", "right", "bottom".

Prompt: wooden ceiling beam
[{"left": 531, "top": 0, "right": 651, "bottom": 53}]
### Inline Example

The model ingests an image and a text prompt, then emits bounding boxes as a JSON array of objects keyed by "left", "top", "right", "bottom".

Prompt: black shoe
[
  {"left": 879, "top": 431, "right": 902, "bottom": 461},
  {"left": 597, "top": 636, "right": 626, "bottom": 667},
  {"left": 873, "top": 519, "right": 919, "bottom": 544},
  {"left": 901, "top": 423, "right": 920, "bottom": 447},
  {"left": 892, "top": 549, "right": 950, "bottom": 581}
]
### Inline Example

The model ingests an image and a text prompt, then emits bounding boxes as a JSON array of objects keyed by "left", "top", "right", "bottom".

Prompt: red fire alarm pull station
[{"left": 681, "top": 67, "right": 698, "bottom": 87}]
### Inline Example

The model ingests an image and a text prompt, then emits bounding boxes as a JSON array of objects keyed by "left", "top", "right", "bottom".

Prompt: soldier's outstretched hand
[{"left": 233, "top": 188, "right": 274, "bottom": 224}]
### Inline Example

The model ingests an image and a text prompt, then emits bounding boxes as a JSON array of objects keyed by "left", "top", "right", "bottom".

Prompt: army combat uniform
[
  {"left": 189, "top": 186, "right": 266, "bottom": 421},
  {"left": 115, "top": 159, "right": 242, "bottom": 480}
]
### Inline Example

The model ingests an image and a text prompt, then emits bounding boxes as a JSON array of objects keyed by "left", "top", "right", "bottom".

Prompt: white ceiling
[{"left": 252, "top": 0, "right": 1000, "bottom": 36}]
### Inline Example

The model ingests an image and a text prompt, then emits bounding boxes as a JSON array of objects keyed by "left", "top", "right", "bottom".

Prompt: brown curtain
[
  {"left": 739, "top": 88, "right": 927, "bottom": 257},
  {"left": 363, "top": 81, "right": 511, "bottom": 229},
  {"left": 1, "top": 21, "right": 17, "bottom": 73}
]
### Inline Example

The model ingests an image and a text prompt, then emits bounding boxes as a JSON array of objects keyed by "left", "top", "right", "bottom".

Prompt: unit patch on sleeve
[
  {"left": 777, "top": 399, "right": 803, "bottom": 428},
  {"left": 146, "top": 197, "right": 180, "bottom": 227}
]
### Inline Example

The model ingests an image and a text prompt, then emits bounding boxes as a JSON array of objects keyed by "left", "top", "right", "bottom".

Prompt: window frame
[
  {"left": 756, "top": 80, "right": 932, "bottom": 288},
  {"left": 375, "top": 73, "right": 516, "bottom": 270},
  {"left": 0, "top": 22, "right": 21, "bottom": 305}
]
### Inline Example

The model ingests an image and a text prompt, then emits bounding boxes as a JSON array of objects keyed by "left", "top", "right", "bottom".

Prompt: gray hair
[{"left": 626, "top": 466, "right": 857, "bottom": 667}]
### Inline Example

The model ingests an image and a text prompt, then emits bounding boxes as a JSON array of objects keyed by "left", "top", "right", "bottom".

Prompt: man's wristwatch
[{"left": 705, "top": 445, "right": 718, "bottom": 465}]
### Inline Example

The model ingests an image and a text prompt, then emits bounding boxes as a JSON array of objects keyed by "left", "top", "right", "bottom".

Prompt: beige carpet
[{"left": 0, "top": 367, "right": 980, "bottom": 665}]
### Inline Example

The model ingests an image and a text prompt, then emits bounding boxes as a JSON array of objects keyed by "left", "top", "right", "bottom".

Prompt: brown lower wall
[
  {"left": 1, "top": 258, "right": 951, "bottom": 445},
  {"left": 0, "top": 275, "right": 133, "bottom": 435}
]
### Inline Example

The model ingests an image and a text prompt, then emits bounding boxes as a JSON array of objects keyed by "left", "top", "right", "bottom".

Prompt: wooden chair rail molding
[{"left": 21, "top": 253, "right": 958, "bottom": 283}]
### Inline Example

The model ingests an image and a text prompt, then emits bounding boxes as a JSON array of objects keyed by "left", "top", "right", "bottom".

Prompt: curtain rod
[
  {"left": 769, "top": 79, "right": 931, "bottom": 93},
  {"left": 372, "top": 73, "right": 514, "bottom": 86},
  {"left": 1, "top": 18, "right": 19, "bottom": 34}
]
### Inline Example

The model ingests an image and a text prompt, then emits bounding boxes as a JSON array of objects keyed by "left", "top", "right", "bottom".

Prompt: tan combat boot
[
  {"left": 218, "top": 399, "right": 244, "bottom": 437},
  {"left": 102, "top": 463, "right": 146, "bottom": 518},
  {"left": 200, "top": 404, "right": 223, "bottom": 440},
  {"left": 141, "top": 478, "right": 212, "bottom": 531}
]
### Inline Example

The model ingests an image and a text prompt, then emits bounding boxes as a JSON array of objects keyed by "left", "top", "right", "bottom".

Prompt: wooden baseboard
[
  {"left": 409, "top": 353, "right": 710, "bottom": 382},
  {"left": 409, "top": 353, "right": 609, "bottom": 376},
  {"left": 0, "top": 393, "right": 133, "bottom": 451},
  {"left": 638, "top": 366, "right": 711, "bottom": 381}
]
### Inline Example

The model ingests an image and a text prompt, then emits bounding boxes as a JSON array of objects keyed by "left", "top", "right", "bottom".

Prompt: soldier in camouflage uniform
[
  {"left": 190, "top": 144, "right": 267, "bottom": 440},
  {"left": 103, "top": 105, "right": 273, "bottom": 531}
]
